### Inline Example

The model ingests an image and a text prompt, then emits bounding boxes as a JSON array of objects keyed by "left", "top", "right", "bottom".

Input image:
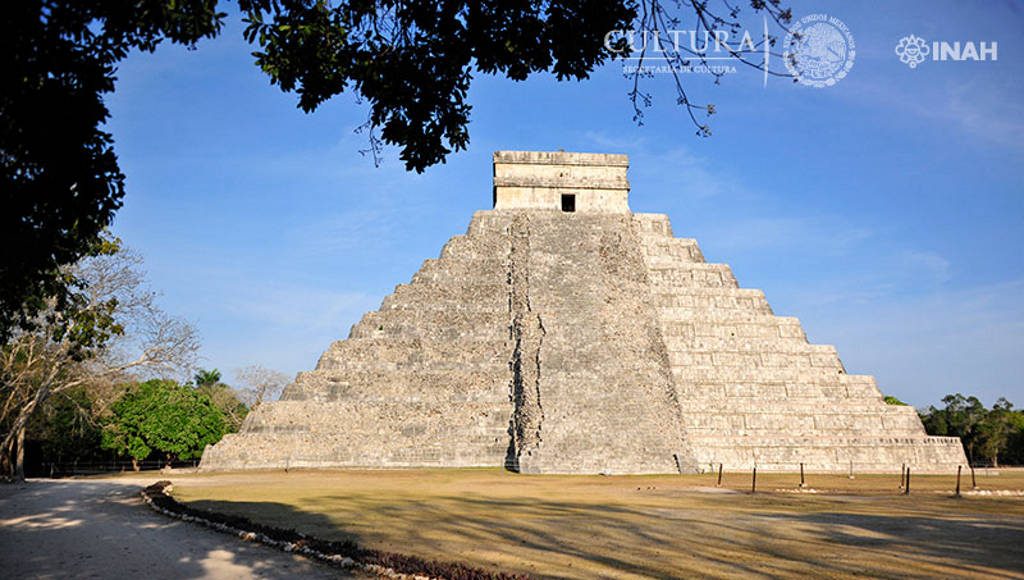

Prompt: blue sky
[{"left": 106, "top": 0, "right": 1023, "bottom": 408}]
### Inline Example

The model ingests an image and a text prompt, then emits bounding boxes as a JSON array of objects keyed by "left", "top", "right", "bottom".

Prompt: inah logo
[
  {"left": 783, "top": 14, "right": 856, "bottom": 88},
  {"left": 895, "top": 35, "right": 998, "bottom": 68},
  {"left": 895, "top": 35, "right": 929, "bottom": 68}
]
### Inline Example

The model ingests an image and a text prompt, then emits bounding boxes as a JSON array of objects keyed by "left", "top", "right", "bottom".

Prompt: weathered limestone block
[{"left": 201, "top": 151, "right": 966, "bottom": 474}]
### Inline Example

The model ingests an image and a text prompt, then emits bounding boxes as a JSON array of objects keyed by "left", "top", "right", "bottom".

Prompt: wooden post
[
  {"left": 955, "top": 465, "right": 962, "bottom": 498},
  {"left": 848, "top": 459, "right": 855, "bottom": 480},
  {"left": 899, "top": 463, "right": 906, "bottom": 490},
  {"left": 799, "top": 462, "right": 806, "bottom": 488},
  {"left": 716, "top": 463, "right": 723, "bottom": 487},
  {"left": 970, "top": 464, "right": 977, "bottom": 490},
  {"left": 751, "top": 466, "right": 757, "bottom": 494},
  {"left": 904, "top": 467, "right": 911, "bottom": 495}
]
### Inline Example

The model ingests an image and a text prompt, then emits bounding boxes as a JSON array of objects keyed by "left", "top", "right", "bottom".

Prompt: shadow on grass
[{"left": 183, "top": 492, "right": 1024, "bottom": 578}]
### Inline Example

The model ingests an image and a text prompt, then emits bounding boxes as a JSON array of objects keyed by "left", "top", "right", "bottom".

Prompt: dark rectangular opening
[{"left": 561, "top": 194, "right": 576, "bottom": 212}]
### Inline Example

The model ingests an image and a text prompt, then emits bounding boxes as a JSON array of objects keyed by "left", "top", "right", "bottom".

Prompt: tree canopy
[
  {"left": 920, "top": 394, "right": 1024, "bottom": 467},
  {"left": 101, "top": 378, "right": 229, "bottom": 466}
]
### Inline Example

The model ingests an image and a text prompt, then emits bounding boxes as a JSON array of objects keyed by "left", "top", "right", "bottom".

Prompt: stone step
[
  {"left": 438, "top": 233, "right": 510, "bottom": 260},
  {"left": 379, "top": 300, "right": 505, "bottom": 314},
  {"left": 647, "top": 264, "right": 738, "bottom": 288},
  {"left": 651, "top": 287, "right": 769, "bottom": 309},
  {"left": 715, "top": 419, "right": 929, "bottom": 434},
  {"left": 680, "top": 412, "right": 924, "bottom": 434},
  {"left": 668, "top": 348, "right": 842, "bottom": 370},
  {"left": 664, "top": 337, "right": 827, "bottom": 353},
  {"left": 671, "top": 378, "right": 880, "bottom": 400},
  {"left": 465, "top": 210, "right": 515, "bottom": 236},
  {"left": 316, "top": 337, "right": 509, "bottom": 370},
  {"left": 202, "top": 434, "right": 510, "bottom": 470},
  {"left": 631, "top": 212, "right": 674, "bottom": 236},
  {"left": 355, "top": 307, "right": 507, "bottom": 332},
  {"left": 413, "top": 257, "right": 508, "bottom": 281},
  {"left": 285, "top": 368, "right": 509, "bottom": 403},
  {"left": 654, "top": 294, "right": 770, "bottom": 313},
  {"left": 641, "top": 240, "right": 704, "bottom": 263},
  {"left": 389, "top": 280, "right": 508, "bottom": 300},
  {"left": 660, "top": 317, "right": 806, "bottom": 340},
  {"left": 238, "top": 400, "right": 510, "bottom": 432},
  {"left": 311, "top": 356, "right": 509, "bottom": 374},
  {"left": 381, "top": 285, "right": 508, "bottom": 312},
  {"left": 349, "top": 312, "right": 507, "bottom": 341},
  {"left": 675, "top": 401, "right": 900, "bottom": 414},
  {"left": 672, "top": 366, "right": 849, "bottom": 382}
]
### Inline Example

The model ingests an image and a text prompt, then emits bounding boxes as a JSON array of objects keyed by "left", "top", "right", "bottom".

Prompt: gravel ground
[{"left": 0, "top": 477, "right": 356, "bottom": 579}]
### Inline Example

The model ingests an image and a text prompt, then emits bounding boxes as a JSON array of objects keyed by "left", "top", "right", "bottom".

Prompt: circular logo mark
[
  {"left": 784, "top": 14, "right": 856, "bottom": 88},
  {"left": 895, "top": 34, "right": 929, "bottom": 69}
]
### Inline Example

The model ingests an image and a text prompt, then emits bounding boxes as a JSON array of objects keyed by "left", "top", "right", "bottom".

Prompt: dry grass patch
[{"left": 170, "top": 469, "right": 1024, "bottom": 579}]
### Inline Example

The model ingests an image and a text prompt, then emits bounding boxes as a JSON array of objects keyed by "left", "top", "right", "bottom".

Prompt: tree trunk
[
  {"left": 0, "top": 444, "right": 10, "bottom": 481},
  {"left": 14, "top": 424, "right": 26, "bottom": 482}
]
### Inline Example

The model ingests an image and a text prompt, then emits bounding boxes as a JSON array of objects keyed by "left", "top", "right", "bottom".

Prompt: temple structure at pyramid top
[
  {"left": 201, "top": 150, "right": 966, "bottom": 474},
  {"left": 493, "top": 151, "right": 631, "bottom": 212}
]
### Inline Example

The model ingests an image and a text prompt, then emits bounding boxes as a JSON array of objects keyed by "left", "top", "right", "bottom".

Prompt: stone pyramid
[{"left": 202, "top": 151, "right": 966, "bottom": 474}]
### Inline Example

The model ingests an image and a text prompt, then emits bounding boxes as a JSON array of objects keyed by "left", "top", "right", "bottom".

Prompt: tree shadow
[{"left": 181, "top": 490, "right": 1024, "bottom": 578}]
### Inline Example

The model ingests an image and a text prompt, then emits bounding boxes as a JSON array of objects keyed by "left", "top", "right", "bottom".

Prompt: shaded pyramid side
[
  {"left": 201, "top": 212, "right": 515, "bottom": 470},
  {"left": 633, "top": 213, "right": 966, "bottom": 472}
]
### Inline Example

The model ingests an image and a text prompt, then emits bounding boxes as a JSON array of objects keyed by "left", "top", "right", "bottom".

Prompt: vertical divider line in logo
[{"left": 763, "top": 16, "right": 769, "bottom": 88}]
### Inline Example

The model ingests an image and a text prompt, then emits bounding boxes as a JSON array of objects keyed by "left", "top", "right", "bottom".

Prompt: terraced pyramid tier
[{"left": 201, "top": 151, "right": 965, "bottom": 474}]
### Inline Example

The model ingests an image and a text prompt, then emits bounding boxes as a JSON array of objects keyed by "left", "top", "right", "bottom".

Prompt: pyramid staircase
[{"left": 201, "top": 151, "right": 965, "bottom": 473}]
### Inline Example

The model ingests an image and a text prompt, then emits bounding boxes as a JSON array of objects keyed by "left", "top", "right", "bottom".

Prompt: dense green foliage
[
  {"left": 883, "top": 395, "right": 907, "bottom": 406},
  {"left": 920, "top": 394, "right": 1024, "bottom": 467},
  {"left": 101, "top": 379, "right": 230, "bottom": 465}
]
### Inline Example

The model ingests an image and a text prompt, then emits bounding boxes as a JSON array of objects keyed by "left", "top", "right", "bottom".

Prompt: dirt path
[{"left": 0, "top": 478, "right": 352, "bottom": 579}]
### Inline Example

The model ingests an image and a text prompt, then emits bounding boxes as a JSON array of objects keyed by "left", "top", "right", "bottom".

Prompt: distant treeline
[
  {"left": 16, "top": 375, "right": 1024, "bottom": 476},
  {"left": 915, "top": 394, "right": 1024, "bottom": 467}
]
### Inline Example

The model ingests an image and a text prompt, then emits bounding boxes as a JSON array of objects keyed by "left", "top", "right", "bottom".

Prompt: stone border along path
[{"left": 140, "top": 481, "right": 528, "bottom": 580}]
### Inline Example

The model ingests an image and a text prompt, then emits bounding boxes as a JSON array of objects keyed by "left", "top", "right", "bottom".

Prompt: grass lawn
[{"left": 169, "top": 468, "right": 1024, "bottom": 578}]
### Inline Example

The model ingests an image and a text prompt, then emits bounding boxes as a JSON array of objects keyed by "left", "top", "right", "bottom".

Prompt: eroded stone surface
[{"left": 201, "top": 151, "right": 966, "bottom": 474}]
